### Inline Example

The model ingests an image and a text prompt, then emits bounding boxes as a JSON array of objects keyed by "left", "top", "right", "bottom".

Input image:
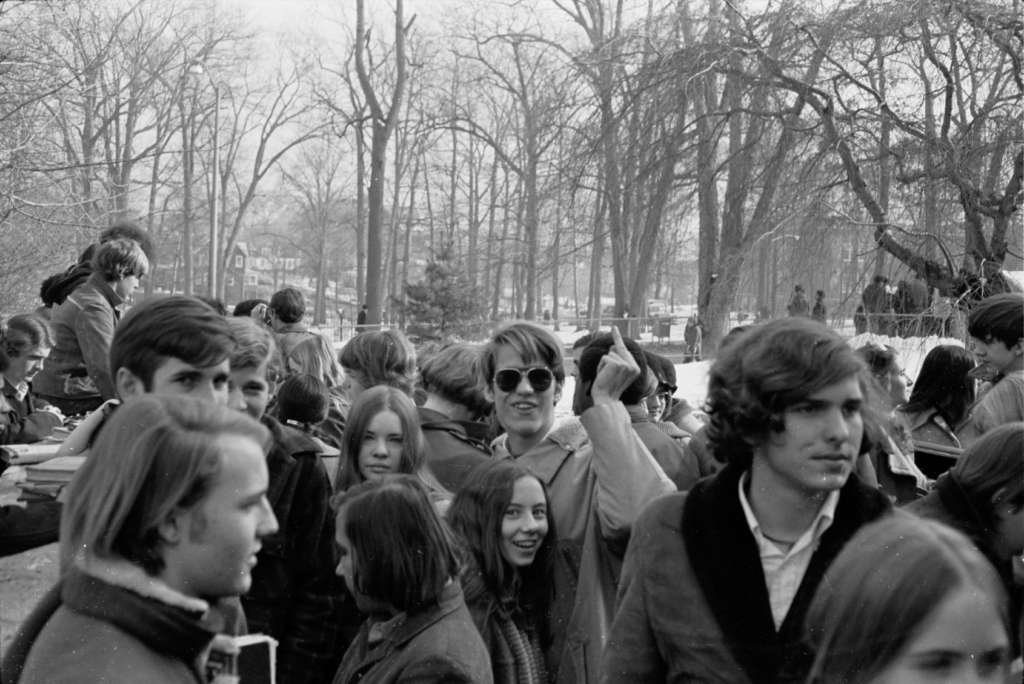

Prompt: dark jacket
[
  {"left": 15, "top": 560, "right": 224, "bottom": 684},
  {"left": 33, "top": 272, "right": 123, "bottom": 402},
  {"left": 332, "top": 581, "right": 493, "bottom": 684},
  {"left": 418, "top": 407, "right": 492, "bottom": 492},
  {"left": 604, "top": 464, "right": 891, "bottom": 684},
  {"left": 626, "top": 405, "right": 700, "bottom": 491},
  {"left": 0, "top": 378, "right": 61, "bottom": 444},
  {"left": 904, "top": 474, "right": 1022, "bottom": 656},
  {"left": 243, "top": 415, "right": 346, "bottom": 684}
]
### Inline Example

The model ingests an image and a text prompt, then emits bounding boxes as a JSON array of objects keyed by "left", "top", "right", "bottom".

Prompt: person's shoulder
[
  {"left": 636, "top": 490, "right": 688, "bottom": 534},
  {"left": 261, "top": 414, "right": 321, "bottom": 458}
]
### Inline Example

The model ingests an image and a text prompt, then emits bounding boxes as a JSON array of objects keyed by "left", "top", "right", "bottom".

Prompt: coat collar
[
  {"left": 491, "top": 417, "right": 589, "bottom": 485},
  {"left": 63, "top": 556, "right": 220, "bottom": 667},
  {"left": 681, "top": 464, "right": 891, "bottom": 683},
  {"left": 87, "top": 271, "right": 124, "bottom": 308},
  {"left": 354, "top": 581, "right": 466, "bottom": 671}
]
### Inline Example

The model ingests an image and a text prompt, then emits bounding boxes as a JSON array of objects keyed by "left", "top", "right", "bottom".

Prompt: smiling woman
[
  {"left": 448, "top": 460, "right": 556, "bottom": 684},
  {"left": 0, "top": 313, "right": 63, "bottom": 444}
]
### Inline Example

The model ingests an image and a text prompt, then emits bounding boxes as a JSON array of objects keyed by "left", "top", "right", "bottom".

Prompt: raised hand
[{"left": 590, "top": 326, "right": 641, "bottom": 403}]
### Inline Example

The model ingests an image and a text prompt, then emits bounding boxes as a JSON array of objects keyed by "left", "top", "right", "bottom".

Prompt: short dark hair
[
  {"left": 270, "top": 288, "right": 305, "bottom": 323},
  {"left": 277, "top": 374, "right": 330, "bottom": 429},
  {"left": 110, "top": 296, "right": 235, "bottom": 391},
  {"left": 448, "top": 460, "right": 554, "bottom": 643},
  {"left": 572, "top": 332, "right": 597, "bottom": 352},
  {"left": 645, "top": 351, "right": 676, "bottom": 388},
  {"left": 483, "top": 322, "right": 565, "bottom": 387},
  {"left": 577, "top": 333, "right": 648, "bottom": 405},
  {"left": 333, "top": 476, "right": 461, "bottom": 613},
  {"left": 902, "top": 345, "right": 976, "bottom": 427},
  {"left": 795, "top": 284, "right": 804, "bottom": 293},
  {"left": 100, "top": 222, "right": 156, "bottom": 264},
  {"left": 0, "top": 314, "right": 53, "bottom": 372},
  {"left": 39, "top": 273, "right": 63, "bottom": 307},
  {"left": 706, "top": 317, "right": 881, "bottom": 469},
  {"left": 968, "top": 292, "right": 1023, "bottom": 349},
  {"left": 419, "top": 343, "right": 492, "bottom": 419},
  {"left": 816, "top": 290, "right": 825, "bottom": 299},
  {"left": 233, "top": 299, "right": 268, "bottom": 318}
]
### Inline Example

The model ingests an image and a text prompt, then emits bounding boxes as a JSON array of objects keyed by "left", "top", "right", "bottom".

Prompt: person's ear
[
  {"left": 484, "top": 381, "right": 495, "bottom": 403},
  {"left": 553, "top": 382, "right": 562, "bottom": 405},
  {"left": 157, "top": 508, "right": 187, "bottom": 546},
  {"left": 1011, "top": 340, "right": 1023, "bottom": 358},
  {"left": 115, "top": 367, "right": 146, "bottom": 399}
]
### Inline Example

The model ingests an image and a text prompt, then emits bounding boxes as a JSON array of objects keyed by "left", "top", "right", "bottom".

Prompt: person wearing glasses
[
  {"left": 483, "top": 321, "right": 674, "bottom": 684},
  {"left": 577, "top": 334, "right": 699, "bottom": 492}
]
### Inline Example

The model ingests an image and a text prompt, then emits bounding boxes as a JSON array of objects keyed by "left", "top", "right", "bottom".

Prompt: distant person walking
[
  {"left": 355, "top": 304, "right": 368, "bottom": 334},
  {"left": 683, "top": 315, "right": 702, "bottom": 363},
  {"left": 812, "top": 290, "right": 827, "bottom": 324},
  {"left": 787, "top": 284, "right": 810, "bottom": 317}
]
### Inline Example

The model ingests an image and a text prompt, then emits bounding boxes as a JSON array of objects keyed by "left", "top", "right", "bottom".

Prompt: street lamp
[{"left": 189, "top": 61, "right": 220, "bottom": 298}]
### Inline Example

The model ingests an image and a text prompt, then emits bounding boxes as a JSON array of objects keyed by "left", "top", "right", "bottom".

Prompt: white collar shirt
[{"left": 738, "top": 470, "right": 840, "bottom": 630}]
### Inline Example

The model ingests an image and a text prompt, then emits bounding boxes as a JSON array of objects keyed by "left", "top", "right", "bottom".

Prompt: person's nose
[
  {"left": 370, "top": 437, "right": 389, "bottom": 458},
  {"left": 257, "top": 498, "right": 279, "bottom": 538},
  {"left": 227, "top": 385, "right": 247, "bottom": 413},
  {"left": 823, "top": 407, "right": 851, "bottom": 443},
  {"left": 516, "top": 374, "right": 535, "bottom": 394},
  {"left": 521, "top": 512, "right": 540, "bottom": 534}
]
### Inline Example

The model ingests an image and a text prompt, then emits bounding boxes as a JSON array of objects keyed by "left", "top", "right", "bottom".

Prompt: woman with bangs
[
  {"left": 449, "top": 460, "right": 555, "bottom": 684},
  {"left": 334, "top": 386, "right": 450, "bottom": 513},
  {"left": 331, "top": 476, "right": 492, "bottom": 684}
]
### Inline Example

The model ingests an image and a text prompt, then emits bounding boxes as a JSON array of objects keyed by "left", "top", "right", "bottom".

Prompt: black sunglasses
[{"left": 494, "top": 367, "right": 555, "bottom": 393}]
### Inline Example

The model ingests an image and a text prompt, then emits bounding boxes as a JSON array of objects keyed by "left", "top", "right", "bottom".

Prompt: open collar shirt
[{"left": 737, "top": 470, "right": 839, "bottom": 630}]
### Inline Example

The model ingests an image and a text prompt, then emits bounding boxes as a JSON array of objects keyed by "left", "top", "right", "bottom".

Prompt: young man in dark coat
[
  {"left": 604, "top": 317, "right": 892, "bottom": 684},
  {"left": 416, "top": 343, "right": 492, "bottom": 492}
]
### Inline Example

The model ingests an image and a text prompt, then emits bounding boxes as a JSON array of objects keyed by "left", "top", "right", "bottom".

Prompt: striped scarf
[{"left": 497, "top": 616, "right": 546, "bottom": 684}]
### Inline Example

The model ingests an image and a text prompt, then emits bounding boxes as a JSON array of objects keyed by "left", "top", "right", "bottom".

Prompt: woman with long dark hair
[
  {"left": 898, "top": 344, "right": 976, "bottom": 458},
  {"left": 448, "top": 460, "right": 555, "bottom": 684}
]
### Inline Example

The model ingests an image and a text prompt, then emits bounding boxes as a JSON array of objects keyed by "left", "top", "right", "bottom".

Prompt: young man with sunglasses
[{"left": 483, "top": 322, "right": 674, "bottom": 684}]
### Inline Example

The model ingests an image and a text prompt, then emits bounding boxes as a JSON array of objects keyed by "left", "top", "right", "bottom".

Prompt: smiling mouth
[{"left": 511, "top": 538, "right": 538, "bottom": 550}]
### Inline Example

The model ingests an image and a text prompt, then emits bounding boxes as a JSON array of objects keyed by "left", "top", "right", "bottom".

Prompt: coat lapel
[{"left": 682, "top": 465, "right": 891, "bottom": 683}]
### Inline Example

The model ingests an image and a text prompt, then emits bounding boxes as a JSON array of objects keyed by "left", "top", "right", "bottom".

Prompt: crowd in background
[{"left": 0, "top": 224, "right": 1020, "bottom": 684}]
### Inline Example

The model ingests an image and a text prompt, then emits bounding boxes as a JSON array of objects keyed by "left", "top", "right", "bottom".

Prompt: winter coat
[
  {"left": 898, "top": 407, "right": 961, "bottom": 453},
  {"left": 492, "top": 404, "right": 676, "bottom": 684},
  {"left": 603, "top": 464, "right": 891, "bottom": 684},
  {"left": 418, "top": 407, "right": 492, "bottom": 492},
  {"left": 787, "top": 293, "right": 809, "bottom": 317},
  {"left": 332, "top": 581, "right": 493, "bottom": 684},
  {"left": 811, "top": 300, "right": 826, "bottom": 323},
  {"left": 242, "top": 415, "right": 347, "bottom": 684},
  {"left": 15, "top": 558, "right": 228, "bottom": 684},
  {"left": 626, "top": 405, "right": 700, "bottom": 491},
  {"left": 956, "top": 370, "right": 1024, "bottom": 449},
  {"left": 33, "top": 272, "right": 123, "bottom": 403},
  {"left": 275, "top": 322, "right": 317, "bottom": 361},
  {"left": 0, "top": 378, "right": 61, "bottom": 444}
]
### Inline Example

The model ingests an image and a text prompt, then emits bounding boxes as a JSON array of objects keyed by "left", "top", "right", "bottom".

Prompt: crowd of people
[{"left": 0, "top": 226, "right": 1020, "bottom": 684}]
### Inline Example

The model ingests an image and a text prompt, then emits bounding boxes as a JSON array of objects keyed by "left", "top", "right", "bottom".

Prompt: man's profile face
[
  {"left": 971, "top": 336, "right": 1021, "bottom": 376},
  {"left": 570, "top": 347, "right": 584, "bottom": 378},
  {"left": 121, "top": 357, "right": 231, "bottom": 405},
  {"left": 166, "top": 435, "right": 277, "bottom": 599},
  {"left": 753, "top": 374, "right": 864, "bottom": 498}
]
